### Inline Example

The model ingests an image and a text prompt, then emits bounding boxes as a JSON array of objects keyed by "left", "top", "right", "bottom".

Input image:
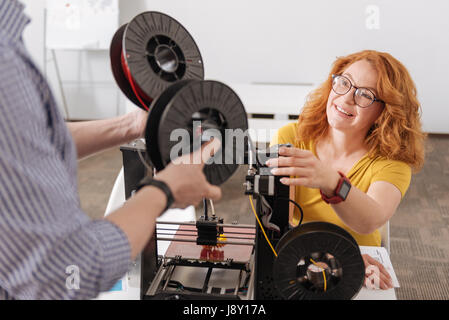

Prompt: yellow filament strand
[
  {"left": 310, "top": 258, "right": 327, "bottom": 292},
  {"left": 249, "top": 195, "right": 278, "bottom": 257}
]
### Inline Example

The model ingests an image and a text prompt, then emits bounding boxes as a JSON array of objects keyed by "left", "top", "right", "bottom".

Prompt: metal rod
[
  {"left": 203, "top": 198, "right": 208, "bottom": 220},
  {"left": 157, "top": 221, "right": 256, "bottom": 229},
  {"left": 156, "top": 227, "right": 183, "bottom": 232},
  {"left": 156, "top": 232, "right": 197, "bottom": 236},
  {"left": 156, "top": 227, "right": 256, "bottom": 236},
  {"left": 157, "top": 237, "right": 255, "bottom": 246},
  {"left": 146, "top": 264, "right": 168, "bottom": 296},
  {"left": 209, "top": 199, "right": 216, "bottom": 218},
  {"left": 162, "top": 265, "right": 176, "bottom": 291},
  {"left": 235, "top": 269, "right": 243, "bottom": 295},
  {"left": 202, "top": 267, "right": 213, "bottom": 293},
  {"left": 157, "top": 221, "right": 194, "bottom": 226},
  {"left": 221, "top": 231, "right": 256, "bottom": 236},
  {"left": 156, "top": 233, "right": 255, "bottom": 240}
]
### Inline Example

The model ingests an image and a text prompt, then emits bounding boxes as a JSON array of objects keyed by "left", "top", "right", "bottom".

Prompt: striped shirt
[{"left": 0, "top": 0, "right": 131, "bottom": 299}]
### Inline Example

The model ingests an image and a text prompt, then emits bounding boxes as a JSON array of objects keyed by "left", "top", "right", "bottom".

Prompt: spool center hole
[
  {"left": 191, "top": 108, "right": 227, "bottom": 139},
  {"left": 296, "top": 252, "right": 343, "bottom": 293},
  {"left": 146, "top": 35, "right": 186, "bottom": 82},
  {"left": 155, "top": 45, "right": 178, "bottom": 73}
]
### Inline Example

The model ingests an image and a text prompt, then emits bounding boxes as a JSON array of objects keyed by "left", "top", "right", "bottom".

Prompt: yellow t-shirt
[{"left": 270, "top": 122, "right": 411, "bottom": 246}]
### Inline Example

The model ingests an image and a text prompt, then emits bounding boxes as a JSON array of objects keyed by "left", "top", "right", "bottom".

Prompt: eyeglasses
[{"left": 331, "top": 74, "right": 384, "bottom": 108}]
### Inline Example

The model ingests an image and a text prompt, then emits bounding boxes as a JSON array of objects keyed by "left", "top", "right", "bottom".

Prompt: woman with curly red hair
[{"left": 267, "top": 50, "right": 426, "bottom": 289}]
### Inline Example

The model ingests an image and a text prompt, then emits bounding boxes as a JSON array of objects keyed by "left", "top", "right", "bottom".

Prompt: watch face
[{"left": 338, "top": 180, "right": 351, "bottom": 200}]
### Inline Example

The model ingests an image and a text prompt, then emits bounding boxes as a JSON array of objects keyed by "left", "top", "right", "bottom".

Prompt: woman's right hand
[{"left": 154, "top": 139, "right": 222, "bottom": 208}]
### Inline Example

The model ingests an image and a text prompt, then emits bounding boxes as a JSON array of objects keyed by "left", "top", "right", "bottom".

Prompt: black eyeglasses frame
[{"left": 331, "top": 74, "right": 385, "bottom": 108}]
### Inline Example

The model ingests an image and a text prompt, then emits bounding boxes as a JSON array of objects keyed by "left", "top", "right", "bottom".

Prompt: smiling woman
[
  {"left": 269, "top": 49, "right": 426, "bottom": 245},
  {"left": 298, "top": 50, "right": 426, "bottom": 171},
  {"left": 268, "top": 50, "right": 426, "bottom": 290}
]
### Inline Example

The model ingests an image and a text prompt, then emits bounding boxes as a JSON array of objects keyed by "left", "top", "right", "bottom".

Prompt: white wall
[
  {"left": 19, "top": 0, "right": 449, "bottom": 132},
  {"left": 119, "top": 0, "right": 449, "bottom": 134}
]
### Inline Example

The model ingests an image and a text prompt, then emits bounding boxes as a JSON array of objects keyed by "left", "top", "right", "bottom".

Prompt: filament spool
[
  {"left": 110, "top": 11, "right": 204, "bottom": 111},
  {"left": 145, "top": 80, "right": 248, "bottom": 186},
  {"left": 273, "top": 222, "right": 365, "bottom": 300}
]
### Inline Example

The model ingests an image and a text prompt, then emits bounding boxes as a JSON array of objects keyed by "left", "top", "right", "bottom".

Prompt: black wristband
[{"left": 136, "top": 176, "right": 175, "bottom": 212}]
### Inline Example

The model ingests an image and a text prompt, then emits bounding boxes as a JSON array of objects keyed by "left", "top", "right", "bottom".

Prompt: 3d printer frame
[{"left": 120, "top": 142, "right": 297, "bottom": 300}]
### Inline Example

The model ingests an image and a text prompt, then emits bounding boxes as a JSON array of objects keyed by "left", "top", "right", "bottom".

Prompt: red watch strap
[{"left": 320, "top": 171, "right": 351, "bottom": 204}]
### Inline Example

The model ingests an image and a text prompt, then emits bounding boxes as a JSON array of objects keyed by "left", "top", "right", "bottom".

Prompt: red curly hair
[{"left": 297, "top": 50, "right": 426, "bottom": 171}]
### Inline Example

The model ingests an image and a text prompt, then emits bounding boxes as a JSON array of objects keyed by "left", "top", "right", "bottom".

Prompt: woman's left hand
[
  {"left": 265, "top": 146, "right": 340, "bottom": 193},
  {"left": 362, "top": 254, "right": 393, "bottom": 290}
]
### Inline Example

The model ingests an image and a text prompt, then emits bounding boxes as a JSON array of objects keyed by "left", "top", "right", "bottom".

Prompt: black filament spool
[
  {"left": 110, "top": 11, "right": 204, "bottom": 110},
  {"left": 145, "top": 79, "right": 195, "bottom": 171},
  {"left": 145, "top": 80, "right": 248, "bottom": 186},
  {"left": 273, "top": 222, "right": 365, "bottom": 300}
]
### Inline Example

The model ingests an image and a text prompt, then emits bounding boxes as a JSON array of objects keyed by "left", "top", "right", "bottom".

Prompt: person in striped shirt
[{"left": 0, "top": 0, "right": 221, "bottom": 299}]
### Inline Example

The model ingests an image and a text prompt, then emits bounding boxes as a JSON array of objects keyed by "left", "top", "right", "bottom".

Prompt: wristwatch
[
  {"left": 320, "top": 171, "right": 351, "bottom": 204},
  {"left": 136, "top": 176, "right": 175, "bottom": 212}
]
